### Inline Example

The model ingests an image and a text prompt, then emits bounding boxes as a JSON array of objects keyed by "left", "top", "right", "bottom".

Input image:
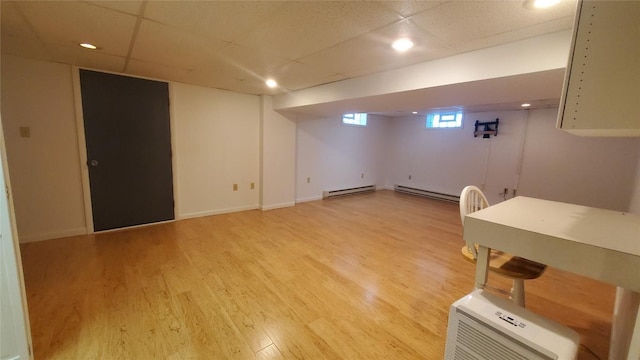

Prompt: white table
[{"left": 463, "top": 196, "right": 640, "bottom": 360}]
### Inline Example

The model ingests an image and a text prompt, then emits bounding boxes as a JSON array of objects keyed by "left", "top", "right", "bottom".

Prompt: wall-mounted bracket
[{"left": 474, "top": 119, "right": 499, "bottom": 138}]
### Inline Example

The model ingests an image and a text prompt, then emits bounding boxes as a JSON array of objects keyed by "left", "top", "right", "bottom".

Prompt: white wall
[
  {"left": 260, "top": 96, "right": 296, "bottom": 210},
  {"left": 1, "top": 56, "right": 266, "bottom": 241},
  {"left": 386, "top": 111, "right": 529, "bottom": 205},
  {"left": 518, "top": 108, "right": 640, "bottom": 211},
  {"left": 172, "top": 82, "right": 260, "bottom": 219},
  {"left": 1, "top": 56, "right": 87, "bottom": 242},
  {"left": 296, "top": 114, "right": 389, "bottom": 202},
  {"left": 385, "top": 107, "right": 639, "bottom": 211},
  {"left": 296, "top": 107, "right": 639, "bottom": 211},
  {"left": 4, "top": 55, "right": 640, "bottom": 241}
]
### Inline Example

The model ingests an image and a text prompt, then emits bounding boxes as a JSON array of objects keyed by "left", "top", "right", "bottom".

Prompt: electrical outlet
[
  {"left": 361, "top": 173, "right": 364, "bottom": 179},
  {"left": 233, "top": 184, "right": 238, "bottom": 191},
  {"left": 307, "top": 177, "right": 310, "bottom": 183},
  {"left": 250, "top": 182, "right": 255, "bottom": 189},
  {"left": 408, "top": 175, "right": 412, "bottom": 180}
]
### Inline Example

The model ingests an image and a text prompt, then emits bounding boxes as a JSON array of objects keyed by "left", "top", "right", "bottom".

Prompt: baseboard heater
[
  {"left": 323, "top": 185, "right": 376, "bottom": 199},
  {"left": 394, "top": 185, "right": 459, "bottom": 203}
]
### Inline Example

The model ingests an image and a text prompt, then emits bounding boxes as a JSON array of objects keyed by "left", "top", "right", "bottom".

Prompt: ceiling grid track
[{"left": 123, "top": 0, "right": 148, "bottom": 73}]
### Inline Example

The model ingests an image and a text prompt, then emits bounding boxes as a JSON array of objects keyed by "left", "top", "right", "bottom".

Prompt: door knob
[{"left": 89, "top": 159, "right": 99, "bottom": 167}]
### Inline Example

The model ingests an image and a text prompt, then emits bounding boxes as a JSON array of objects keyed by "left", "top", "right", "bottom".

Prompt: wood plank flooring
[{"left": 19, "top": 190, "right": 614, "bottom": 359}]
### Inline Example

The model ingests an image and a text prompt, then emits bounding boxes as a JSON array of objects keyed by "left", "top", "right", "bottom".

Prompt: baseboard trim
[
  {"left": 296, "top": 195, "right": 323, "bottom": 203},
  {"left": 19, "top": 227, "right": 88, "bottom": 243},
  {"left": 261, "top": 202, "right": 295, "bottom": 211},
  {"left": 177, "top": 205, "right": 260, "bottom": 220}
]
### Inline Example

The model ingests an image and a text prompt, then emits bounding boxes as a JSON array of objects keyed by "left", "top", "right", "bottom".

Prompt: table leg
[
  {"left": 608, "top": 287, "right": 640, "bottom": 360},
  {"left": 475, "top": 246, "right": 490, "bottom": 290}
]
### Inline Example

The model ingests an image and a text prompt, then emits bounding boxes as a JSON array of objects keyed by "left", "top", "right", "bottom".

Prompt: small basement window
[
  {"left": 342, "top": 113, "right": 367, "bottom": 126},
  {"left": 426, "top": 112, "right": 463, "bottom": 129}
]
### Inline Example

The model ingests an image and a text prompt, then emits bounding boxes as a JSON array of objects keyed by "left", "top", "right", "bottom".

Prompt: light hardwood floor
[{"left": 20, "top": 190, "right": 614, "bottom": 359}]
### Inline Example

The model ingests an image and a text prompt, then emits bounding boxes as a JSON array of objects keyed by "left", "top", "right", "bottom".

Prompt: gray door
[{"left": 80, "top": 70, "right": 174, "bottom": 231}]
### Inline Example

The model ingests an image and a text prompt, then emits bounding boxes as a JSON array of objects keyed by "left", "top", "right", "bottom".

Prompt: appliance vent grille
[
  {"left": 453, "top": 345, "right": 476, "bottom": 360},
  {"left": 454, "top": 311, "right": 553, "bottom": 360}
]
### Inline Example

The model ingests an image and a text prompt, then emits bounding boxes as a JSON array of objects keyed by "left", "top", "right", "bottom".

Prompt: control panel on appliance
[{"left": 495, "top": 310, "right": 527, "bottom": 328}]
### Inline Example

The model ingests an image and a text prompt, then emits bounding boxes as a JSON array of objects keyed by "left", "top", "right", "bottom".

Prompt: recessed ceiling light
[
  {"left": 521, "top": 103, "right": 532, "bottom": 107},
  {"left": 412, "top": 111, "right": 418, "bottom": 114},
  {"left": 79, "top": 43, "right": 99, "bottom": 50},
  {"left": 392, "top": 38, "right": 414, "bottom": 52},
  {"left": 265, "top": 79, "right": 278, "bottom": 88},
  {"left": 523, "top": 0, "right": 561, "bottom": 9}
]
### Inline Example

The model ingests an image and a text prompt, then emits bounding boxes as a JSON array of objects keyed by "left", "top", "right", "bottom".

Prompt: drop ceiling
[{"left": 1, "top": 0, "right": 577, "bottom": 115}]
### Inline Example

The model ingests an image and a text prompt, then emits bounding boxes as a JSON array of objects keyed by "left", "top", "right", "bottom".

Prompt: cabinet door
[
  {"left": 557, "top": 0, "right": 640, "bottom": 136},
  {"left": 0, "top": 136, "right": 31, "bottom": 359}
]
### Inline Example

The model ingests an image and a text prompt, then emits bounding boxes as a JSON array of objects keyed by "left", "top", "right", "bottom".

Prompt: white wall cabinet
[{"left": 557, "top": 0, "right": 640, "bottom": 136}]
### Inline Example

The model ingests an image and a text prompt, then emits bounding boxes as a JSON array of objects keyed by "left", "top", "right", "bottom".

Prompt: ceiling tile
[
  {"left": 297, "top": 19, "right": 457, "bottom": 79},
  {"left": 181, "top": 59, "right": 253, "bottom": 93},
  {"left": 409, "top": 0, "right": 576, "bottom": 46},
  {"left": 378, "top": 1, "right": 446, "bottom": 18},
  {"left": 1, "top": 34, "right": 54, "bottom": 62},
  {"left": 1, "top": 2, "right": 38, "bottom": 39},
  {"left": 131, "top": 19, "right": 229, "bottom": 70},
  {"left": 86, "top": 1, "right": 143, "bottom": 16},
  {"left": 215, "top": 44, "right": 291, "bottom": 76},
  {"left": 52, "top": 43, "right": 126, "bottom": 72},
  {"left": 126, "top": 59, "right": 194, "bottom": 85},
  {"left": 222, "top": 79, "right": 281, "bottom": 96},
  {"left": 234, "top": 1, "right": 402, "bottom": 60},
  {"left": 144, "top": 1, "right": 287, "bottom": 43},
  {"left": 15, "top": 1, "right": 137, "bottom": 57},
  {"left": 1, "top": 0, "right": 577, "bottom": 101},
  {"left": 455, "top": 17, "right": 574, "bottom": 53},
  {"left": 267, "top": 61, "right": 349, "bottom": 92},
  {"left": 0, "top": 2, "right": 53, "bottom": 61},
  {"left": 127, "top": 59, "right": 265, "bottom": 95}
]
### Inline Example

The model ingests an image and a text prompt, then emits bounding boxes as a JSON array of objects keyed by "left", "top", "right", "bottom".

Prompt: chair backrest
[{"left": 459, "top": 185, "right": 490, "bottom": 258}]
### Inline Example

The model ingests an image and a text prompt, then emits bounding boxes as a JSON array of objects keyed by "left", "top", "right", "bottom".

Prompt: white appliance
[{"left": 445, "top": 290, "right": 580, "bottom": 360}]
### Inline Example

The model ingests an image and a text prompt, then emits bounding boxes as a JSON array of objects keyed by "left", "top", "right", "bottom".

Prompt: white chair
[{"left": 459, "top": 185, "right": 546, "bottom": 307}]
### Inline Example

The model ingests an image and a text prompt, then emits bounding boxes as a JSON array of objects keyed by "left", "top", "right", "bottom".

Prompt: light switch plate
[{"left": 20, "top": 126, "right": 31, "bottom": 138}]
